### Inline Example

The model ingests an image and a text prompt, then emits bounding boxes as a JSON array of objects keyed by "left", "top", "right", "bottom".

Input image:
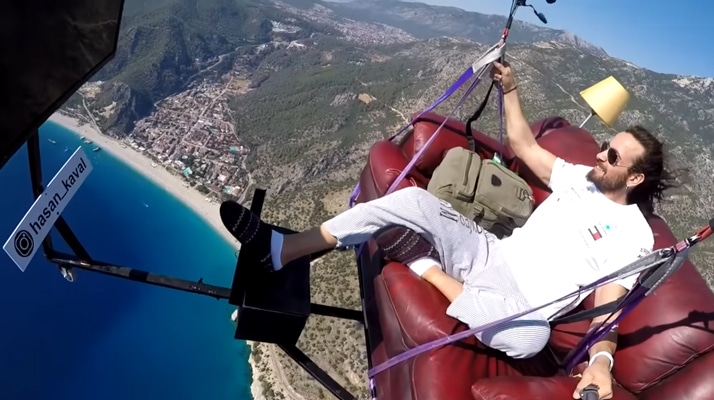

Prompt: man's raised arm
[{"left": 492, "top": 61, "right": 557, "bottom": 186}]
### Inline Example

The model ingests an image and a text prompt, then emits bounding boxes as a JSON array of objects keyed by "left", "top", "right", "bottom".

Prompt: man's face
[{"left": 587, "top": 132, "right": 645, "bottom": 193}]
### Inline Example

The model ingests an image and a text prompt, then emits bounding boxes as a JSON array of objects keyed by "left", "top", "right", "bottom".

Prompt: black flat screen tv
[{"left": 0, "top": 0, "right": 126, "bottom": 170}]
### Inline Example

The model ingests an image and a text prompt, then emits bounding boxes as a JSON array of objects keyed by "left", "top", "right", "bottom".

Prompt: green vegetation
[{"left": 96, "top": 0, "right": 342, "bottom": 104}]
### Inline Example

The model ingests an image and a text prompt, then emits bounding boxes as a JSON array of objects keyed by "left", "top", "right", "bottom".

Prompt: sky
[{"left": 402, "top": 0, "right": 714, "bottom": 78}]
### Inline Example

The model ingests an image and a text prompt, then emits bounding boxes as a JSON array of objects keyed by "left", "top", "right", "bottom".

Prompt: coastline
[
  {"left": 49, "top": 111, "right": 274, "bottom": 400},
  {"left": 48, "top": 112, "right": 239, "bottom": 249},
  {"left": 248, "top": 342, "right": 268, "bottom": 400},
  {"left": 48, "top": 112, "right": 290, "bottom": 400}
]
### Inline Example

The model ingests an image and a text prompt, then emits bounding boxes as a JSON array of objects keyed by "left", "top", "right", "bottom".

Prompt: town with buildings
[
  {"left": 125, "top": 75, "right": 253, "bottom": 200},
  {"left": 72, "top": 8, "right": 417, "bottom": 204}
]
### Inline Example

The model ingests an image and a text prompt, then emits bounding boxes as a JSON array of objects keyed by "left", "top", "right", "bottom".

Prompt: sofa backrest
[{"left": 399, "top": 112, "right": 505, "bottom": 178}]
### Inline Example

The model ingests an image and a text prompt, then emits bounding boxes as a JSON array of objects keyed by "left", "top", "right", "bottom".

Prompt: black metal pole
[
  {"left": 26, "top": 131, "right": 56, "bottom": 257},
  {"left": 310, "top": 303, "right": 363, "bottom": 322},
  {"left": 278, "top": 343, "right": 357, "bottom": 400},
  {"left": 49, "top": 254, "right": 231, "bottom": 300},
  {"left": 27, "top": 130, "right": 93, "bottom": 262}
]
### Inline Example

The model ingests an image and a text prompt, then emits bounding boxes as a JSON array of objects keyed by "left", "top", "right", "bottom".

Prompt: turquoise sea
[{"left": 0, "top": 121, "right": 253, "bottom": 400}]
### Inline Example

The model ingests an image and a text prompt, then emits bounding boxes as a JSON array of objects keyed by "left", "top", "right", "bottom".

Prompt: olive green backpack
[
  {"left": 426, "top": 82, "right": 535, "bottom": 238},
  {"left": 427, "top": 146, "right": 534, "bottom": 238}
]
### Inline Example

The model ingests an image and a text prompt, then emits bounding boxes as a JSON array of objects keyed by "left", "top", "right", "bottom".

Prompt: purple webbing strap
[
  {"left": 562, "top": 285, "right": 648, "bottom": 373},
  {"left": 369, "top": 42, "right": 507, "bottom": 202},
  {"left": 349, "top": 40, "right": 506, "bottom": 208},
  {"left": 384, "top": 75, "right": 483, "bottom": 196},
  {"left": 366, "top": 249, "right": 672, "bottom": 379},
  {"left": 351, "top": 74, "right": 483, "bottom": 262},
  {"left": 386, "top": 67, "right": 476, "bottom": 142},
  {"left": 364, "top": 42, "right": 505, "bottom": 397},
  {"left": 367, "top": 272, "right": 617, "bottom": 378},
  {"left": 562, "top": 248, "right": 689, "bottom": 372},
  {"left": 498, "top": 85, "right": 505, "bottom": 152},
  {"left": 483, "top": 65, "right": 506, "bottom": 164},
  {"left": 347, "top": 67, "right": 475, "bottom": 208}
]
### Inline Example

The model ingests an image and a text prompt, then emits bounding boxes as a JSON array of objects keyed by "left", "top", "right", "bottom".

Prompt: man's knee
[
  {"left": 504, "top": 333, "right": 550, "bottom": 359},
  {"left": 392, "top": 185, "right": 427, "bottom": 198},
  {"left": 481, "top": 320, "right": 551, "bottom": 359},
  {"left": 391, "top": 186, "right": 439, "bottom": 207}
]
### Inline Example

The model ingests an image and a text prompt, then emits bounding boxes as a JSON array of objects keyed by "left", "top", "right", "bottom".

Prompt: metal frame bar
[
  {"left": 229, "top": 188, "right": 365, "bottom": 400},
  {"left": 26, "top": 130, "right": 367, "bottom": 400},
  {"left": 279, "top": 343, "right": 357, "bottom": 400}
]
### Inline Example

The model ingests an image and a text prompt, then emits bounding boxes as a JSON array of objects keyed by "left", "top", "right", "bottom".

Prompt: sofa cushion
[
  {"left": 400, "top": 117, "right": 481, "bottom": 178},
  {"left": 374, "top": 262, "right": 485, "bottom": 400},
  {"left": 638, "top": 350, "right": 714, "bottom": 400},
  {"left": 530, "top": 116, "right": 572, "bottom": 140},
  {"left": 361, "top": 113, "right": 714, "bottom": 400}
]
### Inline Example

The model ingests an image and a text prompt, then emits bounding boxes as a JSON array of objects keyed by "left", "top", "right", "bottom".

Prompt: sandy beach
[
  {"left": 48, "top": 112, "right": 240, "bottom": 249},
  {"left": 49, "top": 112, "right": 302, "bottom": 400}
]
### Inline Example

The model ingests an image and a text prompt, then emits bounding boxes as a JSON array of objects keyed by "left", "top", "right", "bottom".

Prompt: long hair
[{"left": 625, "top": 126, "right": 681, "bottom": 217}]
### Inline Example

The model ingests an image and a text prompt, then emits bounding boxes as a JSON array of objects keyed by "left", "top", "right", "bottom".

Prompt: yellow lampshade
[{"left": 579, "top": 76, "right": 630, "bottom": 127}]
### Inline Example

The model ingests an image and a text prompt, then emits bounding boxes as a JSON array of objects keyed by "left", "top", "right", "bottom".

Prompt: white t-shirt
[{"left": 499, "top": 157, "right": 654, "bottom": 320}]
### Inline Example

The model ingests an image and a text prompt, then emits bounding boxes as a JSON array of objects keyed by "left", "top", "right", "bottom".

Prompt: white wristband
[{"left": 588, "top": 351, "right": 614, "bottom": 371}]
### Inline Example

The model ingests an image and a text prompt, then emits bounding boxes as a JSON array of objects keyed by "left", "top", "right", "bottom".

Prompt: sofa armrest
[
  {"left": 356, "top": 140, "right": 428, "bottom": 203},
  {"left": 638, "top": 348, "right": 714, "bottom": 400},
  {"left": 376, "top": 262, "right": 483, "bottom": 351},
  {"left": 471, "top": 376, "right": 637, "bottom": 400},
  {"left": 374, "top": 262, "right": 487, "bottom": 400},
  {"left": 374, "top": 263, "right": 560, "bottom": 399}
]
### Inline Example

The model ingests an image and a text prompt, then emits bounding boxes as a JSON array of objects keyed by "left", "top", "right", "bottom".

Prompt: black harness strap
[
  {"left": 550, "top": 251, "right": 681, "bottom": 326},
  {"left": 550, "top": 294, "right": 626, "bottom": 325},
  {"left": 463, "top": 81, "right": 495, "bottom": 152}
]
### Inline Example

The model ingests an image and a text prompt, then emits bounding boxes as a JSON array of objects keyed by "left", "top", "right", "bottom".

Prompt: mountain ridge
[
  {"left": 80, "top": 0, "right": 714, "bottom": 138},
  {"left": 315, "top": 0, "right": 608, "bottom": 56}
]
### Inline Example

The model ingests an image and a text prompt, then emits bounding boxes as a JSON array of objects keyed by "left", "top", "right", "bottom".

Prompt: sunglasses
[{"left": 600, "top": 141, "right": 621, "bottom": 166}]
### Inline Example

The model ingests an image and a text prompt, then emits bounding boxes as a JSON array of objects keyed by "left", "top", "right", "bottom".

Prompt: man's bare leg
[
  {"left": 220, "top": 186, "right": 461, "bottom": 273},
  {"left": 423, "top": 268, "right": 464, "bottom": 302},
  {"left": 220, "top": 199, "right": 341, "bottom": 271},
  {"left": 280, "top": 225, "right": 337, "bottom": 266}
]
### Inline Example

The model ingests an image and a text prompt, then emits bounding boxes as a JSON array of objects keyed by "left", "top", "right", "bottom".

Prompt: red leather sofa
[{"left": 355, "top": 112, "right": 714, "bottom": 400}]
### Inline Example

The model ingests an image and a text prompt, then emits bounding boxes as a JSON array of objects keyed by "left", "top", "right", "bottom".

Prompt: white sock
[
  {"left": 270, "top": 231, "right": 284, "bottom": 271},
  {"left": 407, "top": 257, "right": 441, "bottom": 277}
]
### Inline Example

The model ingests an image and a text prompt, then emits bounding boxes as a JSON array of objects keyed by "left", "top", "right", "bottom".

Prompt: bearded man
[{"left": 218, "top": 61, "right": 675, "bottom": 400}]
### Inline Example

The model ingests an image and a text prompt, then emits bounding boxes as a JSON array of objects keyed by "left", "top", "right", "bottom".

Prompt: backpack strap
[{"left": 463, "top": 81, "right": 495, "bottom": 152}]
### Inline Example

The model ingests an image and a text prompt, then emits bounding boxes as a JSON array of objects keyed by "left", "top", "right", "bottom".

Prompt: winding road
[{"left": 269, "top": 345, "right": 306, "bottom": 400}]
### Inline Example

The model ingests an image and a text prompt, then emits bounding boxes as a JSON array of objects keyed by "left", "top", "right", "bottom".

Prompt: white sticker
[{"left": 4, "top": 146, "right": 93, "bottom": 271}]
